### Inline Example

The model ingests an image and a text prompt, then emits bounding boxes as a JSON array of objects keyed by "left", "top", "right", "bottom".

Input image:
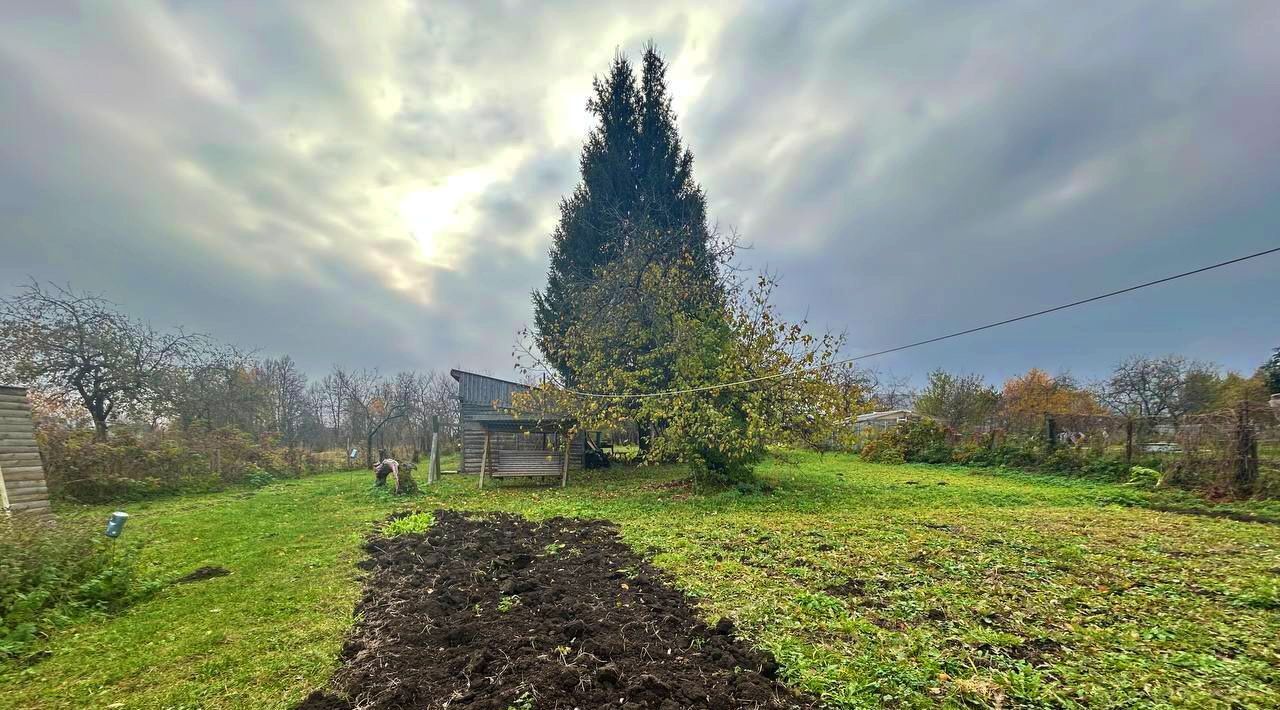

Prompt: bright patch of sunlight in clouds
[{"left": 398, "top": 148, "right": 527, "bottom": 268}]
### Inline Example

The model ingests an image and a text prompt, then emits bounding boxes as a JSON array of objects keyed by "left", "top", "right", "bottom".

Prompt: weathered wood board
[{"left": 0, "top": 386, "right": 51, "bottom": 515}]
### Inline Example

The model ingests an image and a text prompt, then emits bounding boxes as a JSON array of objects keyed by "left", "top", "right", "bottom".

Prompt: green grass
[{"left": 2, "top": 453, "right": 1278, "bottom": 708}]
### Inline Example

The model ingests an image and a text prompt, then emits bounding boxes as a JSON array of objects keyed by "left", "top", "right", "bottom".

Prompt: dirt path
[{"left": 298, "top": 510, "right": 813, "bottom": 709}]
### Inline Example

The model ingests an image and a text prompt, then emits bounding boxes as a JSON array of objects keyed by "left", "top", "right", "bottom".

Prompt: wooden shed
[
  {"left": 451, "top": 369, "right": 583, "bottom": 486},
  {"left": 0, "top": 386, "right": 51, "bottom": 515}
]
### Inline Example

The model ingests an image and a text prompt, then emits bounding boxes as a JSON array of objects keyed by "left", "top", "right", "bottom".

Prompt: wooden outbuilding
[
  {"left": 0, "top": 386, "right": 51, "bottom": 515},
  {"left": 451, "top": 369, "right": 583, "bottom": 487}
]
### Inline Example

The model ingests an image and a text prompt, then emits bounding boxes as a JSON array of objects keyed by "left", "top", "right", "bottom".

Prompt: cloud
[{"left": 1, "top": 0, "right": 1277, "bottom": 386}]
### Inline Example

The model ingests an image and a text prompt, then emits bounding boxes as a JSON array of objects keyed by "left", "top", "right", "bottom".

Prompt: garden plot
[{"left": 299, "top": 510, "right": 813, "bottom": 709}]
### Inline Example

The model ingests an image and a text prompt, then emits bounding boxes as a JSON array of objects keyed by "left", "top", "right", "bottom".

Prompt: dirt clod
[{"left": 297, "top": 510, "right": 812, "bottom": 709}]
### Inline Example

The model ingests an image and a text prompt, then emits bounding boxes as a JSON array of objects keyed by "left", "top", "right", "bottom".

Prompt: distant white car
[{"left": 1142, "top": 442, "right": 1181, "bottom": 454}]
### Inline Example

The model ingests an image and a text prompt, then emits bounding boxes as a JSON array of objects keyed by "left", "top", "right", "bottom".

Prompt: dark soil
[
  {"left": 823, "top": 579, "right": 867, "bottom": 598},
  {"left": 298, "top": 510, "right": 813, "bottom": 709},
  {"left": 174, "top": 566, "right": 230, "bottom": 584}
]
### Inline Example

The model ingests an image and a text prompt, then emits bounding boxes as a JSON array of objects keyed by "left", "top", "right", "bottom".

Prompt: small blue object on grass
[{"left": 105, "top": 511, "right": 128, "bottom": 538}]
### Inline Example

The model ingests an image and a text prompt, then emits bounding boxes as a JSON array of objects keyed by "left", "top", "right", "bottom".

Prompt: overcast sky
[{"left": 2, "top": 1, "right": 1277, "bottom": 387}]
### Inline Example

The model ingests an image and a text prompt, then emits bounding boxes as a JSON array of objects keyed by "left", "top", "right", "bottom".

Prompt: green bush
[
  {"left": 1041, "top": 447, "right": 1085, "bottom": 474},
  {"left": 858, "top": 437, "right": 904, "bottom": 464},
  {"left": 950, "top": 440, "right": 987, "bottom": 465},
  {"left": 245, "top": 465, "right": 275, "bottom": 488},
  {"left": 0, "top": 514, "right": 157, "bottom": 658},
  {"left": 859, "top": 419, "right": 950, "bottom": 465},
  {"left": 893, "top": 419, "right": 953, "bottom": 463},
  {"left": 1081, "top": 455, "right": 1130, "bottom": 480},
  {"left": 991, "top": 438, "right": 1043, "bottom": 469},
  {"left": 1128, "top": 466, "right": 1165, "bottom": 488}
]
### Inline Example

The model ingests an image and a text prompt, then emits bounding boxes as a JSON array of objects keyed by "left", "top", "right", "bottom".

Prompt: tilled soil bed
[{"left": 298, "top": 510, "right": 813, "bottom": 709}]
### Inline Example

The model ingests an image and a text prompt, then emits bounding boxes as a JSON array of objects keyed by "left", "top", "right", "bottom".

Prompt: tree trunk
[
  {"left": 93, "top": 415, "right": 109, "bottom": 442},
  {"left": 636, "top": 419, "right": 652, "bottom": 455}
]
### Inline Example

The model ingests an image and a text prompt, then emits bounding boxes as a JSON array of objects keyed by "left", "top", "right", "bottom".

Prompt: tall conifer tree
[{"left": 533, "top": 46, "right": 718, "bottom": 380}]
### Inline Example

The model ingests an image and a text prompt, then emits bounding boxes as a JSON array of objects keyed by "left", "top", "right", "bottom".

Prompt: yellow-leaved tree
[{"left": 999, "top": 368, "right": 1105, "bottom": 432}]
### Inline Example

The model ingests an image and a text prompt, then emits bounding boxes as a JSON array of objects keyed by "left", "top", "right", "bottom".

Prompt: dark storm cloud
[
  {"left": 1, "top": 1, "right": 1276, "bottom": 385},
  {"left": 688, "top": 1, "right": 1280, "bottom": 381}
]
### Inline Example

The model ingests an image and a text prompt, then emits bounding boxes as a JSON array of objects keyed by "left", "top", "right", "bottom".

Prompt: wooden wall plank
[
  {"left": 8, "top": 500, "right": 51, "bottom": 513},
  {"left": 0, "top": 386, "right": 50, "bottom": 516}
]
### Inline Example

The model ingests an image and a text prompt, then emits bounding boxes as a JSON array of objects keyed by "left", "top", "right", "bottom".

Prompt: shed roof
[
  {"left": 854, "top": 409, "right": 915, "bottom": 423},
  {"left": 449, "top": 369, "right": 528, "bottom": 389},
  {"left": 451, "top": 368, "right": 571, "bottom": 423}
]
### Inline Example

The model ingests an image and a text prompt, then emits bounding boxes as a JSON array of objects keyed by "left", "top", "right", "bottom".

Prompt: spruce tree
[
  {"left": 533, "top": 46, "right": 718, "bottom": 380},
  {"left": 1262, "top": 347, "right": 1280, "bottom": 394},
  {"left": 636, "top": 45, "right": 714, "bottom": 283}
]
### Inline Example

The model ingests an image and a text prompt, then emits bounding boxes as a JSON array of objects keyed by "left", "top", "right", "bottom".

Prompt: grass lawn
[{"left": 2, "top": 453, "right": 1278, "bottom": 708}]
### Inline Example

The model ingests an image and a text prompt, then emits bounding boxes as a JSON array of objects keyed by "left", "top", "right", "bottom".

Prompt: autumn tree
[
  {"left": 913, "top": 370, "right": 999, "bottom": 431},
  {"left": 999, "top": 369, "right": 1105, "bottom": 431},
  {"left": 0, "top": 280, "right": 204, "bottom": 440}
]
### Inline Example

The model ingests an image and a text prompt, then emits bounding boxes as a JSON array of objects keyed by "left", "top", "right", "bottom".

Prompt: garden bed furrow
[{"left": 298, "top": 509, "right": 812, "bottom": 709}]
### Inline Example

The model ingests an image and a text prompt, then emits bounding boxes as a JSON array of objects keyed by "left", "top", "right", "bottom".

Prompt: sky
[{"left": 2, "top": 1, "right": 1277, "bottom": 388}]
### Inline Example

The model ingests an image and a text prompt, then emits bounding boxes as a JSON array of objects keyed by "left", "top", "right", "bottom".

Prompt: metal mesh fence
[{"left": 975, "top": 401, "right": 1279, "bottom": 495}]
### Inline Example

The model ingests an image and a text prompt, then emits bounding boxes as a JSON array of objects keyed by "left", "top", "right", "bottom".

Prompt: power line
[{"left": 559, "top": 245, "right": 1280, "bottom": 399}]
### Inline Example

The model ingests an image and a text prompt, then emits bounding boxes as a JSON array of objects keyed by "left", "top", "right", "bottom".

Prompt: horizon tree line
[{"left": 0, "top": 279, "right": 460, "bottom": 461}]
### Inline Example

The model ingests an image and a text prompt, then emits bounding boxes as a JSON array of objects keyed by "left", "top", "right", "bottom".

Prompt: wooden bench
[
  {"left": 489, "top": 450, "right": 563, "bottom": 477},
  {"left": 478, "top": 430, "right": 569, "bottom": 488}
]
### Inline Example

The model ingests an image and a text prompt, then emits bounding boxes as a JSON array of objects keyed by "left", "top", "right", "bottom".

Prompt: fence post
[
  {"left": 1234, "top": 401, "right": 1258, "bottom": 495},
  {"left": 1044, "top": 414, "right": 1057, "bottom": 451},
  {"left": 478, "top": 429, "right": 491, "bottom": 489},
  {"left": 1124, "top": 418, "right": 1134, "bottom": 465},
  {"left": 428, "top": 415, "right": 441, "bottom": 485}
]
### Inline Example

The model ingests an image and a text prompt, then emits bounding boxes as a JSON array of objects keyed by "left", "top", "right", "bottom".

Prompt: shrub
[
  {"left": 1041, "top": 447, "right": 1085, "bottom": 475},
  {"left": 990, "top": 437, "right": 1042, "bottom": 469},
  {"left": 858, "top": 437, "right": 904, "bottom": 464},
  {"left": 1081, "top": 455, "right": 1130, "bottom": 480},
  {"left": 1128, "top": 466, "right": 1165, "bottom": 488},
  {"left": 950, "top": 441, "right": 987, "bottom": 466},
  {"left": 0, "top": 514, "right": 156, "bottom": 657},
  {"left": 860, "top": 419, "right": 950, "bottom": 465},
  {"left": 245, "top": 465, "right": 275, "bottom": 488},
  {"left": 38, "top": 424, "right": 349, "bottom": 503},
  {"left": 892, "top": 419, "right": 953, "bottom": 463}
]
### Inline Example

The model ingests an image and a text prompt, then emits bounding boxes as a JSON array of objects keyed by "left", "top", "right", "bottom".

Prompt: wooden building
[
  {"left": 451, "top": 369, "right": 583, "bottom": 486},
  {"left": 0, "top": 386, "right": 51, "bottom": 515}
]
